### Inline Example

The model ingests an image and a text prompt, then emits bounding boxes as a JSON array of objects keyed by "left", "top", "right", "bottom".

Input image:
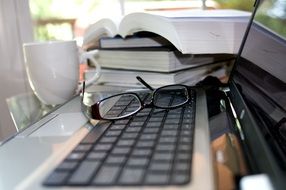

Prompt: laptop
[{"left": 1, "top": 0, "right": 285, "bottom": 189}]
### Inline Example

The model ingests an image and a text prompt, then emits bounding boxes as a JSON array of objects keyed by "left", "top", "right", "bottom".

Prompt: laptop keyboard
[{"left": 43, "top": 90, "right": 196, "bottom": 187}]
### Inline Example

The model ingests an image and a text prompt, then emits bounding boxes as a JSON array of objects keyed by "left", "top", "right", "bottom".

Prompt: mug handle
[{"left": 78, "top": 49, "right": 101, "bottom": 91}]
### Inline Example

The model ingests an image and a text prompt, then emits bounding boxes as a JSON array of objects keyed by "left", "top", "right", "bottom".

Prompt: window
[{"left": 29, "top": 0, "right": 228, "bottom": 42}]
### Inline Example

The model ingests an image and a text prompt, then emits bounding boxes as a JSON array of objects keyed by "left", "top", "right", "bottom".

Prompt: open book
[{"left": 83, "top": 9, "right": 251, "bottom": 54}]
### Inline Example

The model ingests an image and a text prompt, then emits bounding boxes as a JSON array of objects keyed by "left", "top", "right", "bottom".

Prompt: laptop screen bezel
[{"left": 228, "top": 0, "right": 261, "bottom": 83}]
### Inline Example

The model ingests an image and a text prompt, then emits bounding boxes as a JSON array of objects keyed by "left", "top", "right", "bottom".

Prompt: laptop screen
[
  {"left": 234, "top": 0, "right": 286, "bottom": 110},
  {"left": 234, "top": 0, "right": 286, "bottom": 116},
  {"left": 237, "top": 0, "right": 286, "bottom": 79}
]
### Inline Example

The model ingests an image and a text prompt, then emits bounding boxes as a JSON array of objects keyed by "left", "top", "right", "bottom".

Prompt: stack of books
[{"left": 83, "top": 9, "right": 250, "bottom": 87}]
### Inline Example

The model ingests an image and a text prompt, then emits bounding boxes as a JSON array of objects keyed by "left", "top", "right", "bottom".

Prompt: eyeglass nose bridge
[{"left": 142, "top": 101, "right": 154, "bottom": 109}]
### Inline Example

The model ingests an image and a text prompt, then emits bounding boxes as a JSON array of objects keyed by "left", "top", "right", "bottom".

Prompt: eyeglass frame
[{"left": 81, "top": 76, "right": 191, "bottom": 121}]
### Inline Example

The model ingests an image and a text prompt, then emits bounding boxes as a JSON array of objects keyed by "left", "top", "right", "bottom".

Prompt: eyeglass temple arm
[
  {"left": 136, "top": 76, "right": 154, "bottom": 91},
  {"left": 81, "top": 81, "right": 86, "bottom": 102}
]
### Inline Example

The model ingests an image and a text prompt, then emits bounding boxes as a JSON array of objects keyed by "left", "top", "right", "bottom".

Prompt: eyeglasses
[{"left": 81, "top": 76, "right": 191, "bottom": 121}]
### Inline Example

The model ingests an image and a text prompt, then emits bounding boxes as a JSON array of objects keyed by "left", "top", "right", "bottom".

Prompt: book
[
  {"left": 99, "top": 35, "right": 172, "bottom": 49},
  {"left": 85, "top": 62, "right": 229, "bottom": 87},
  {"left": 96, "top": 49, "right": 215, "bottom": 72},
  {"left": 83, "top": 9, "right": 251, "bottom": 54}
]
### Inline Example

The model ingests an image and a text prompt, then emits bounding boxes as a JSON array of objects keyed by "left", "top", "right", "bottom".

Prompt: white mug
[{"left": 23, "top": 40, "right": 100, "bottom": 105}]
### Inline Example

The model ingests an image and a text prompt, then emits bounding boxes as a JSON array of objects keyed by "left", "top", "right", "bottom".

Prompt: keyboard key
[
  {"left": 145, "top": 173, "right": 169, "bottom": 185},
  {"left": 139, "top": 134, "right": 157, "bottom": 140},
  {"left": 68, "top": 160, "right": 101, "bottom": 185},
  {"left": 136, "top": 112, "right": 150, "bottom": 117},
  {"left": 105, "top": 110, "right": 121, "bottom": 117},
  {"left": 156, "top": 144, "right": 176, "bottom": 152},
  {"left": 153, "top": 152, "right": 174, "bottom": 162},
  {"left": 74, "top": 144, "right": 92, "bottom": 152},
  {"left": 182, "top": 119, "right": 193, "bottom": 124},
  {"left": 148, "top": 117, "right": 163, "bottom": 122},
  {"left": 110, "top": 125, "right": 126, "bottom": 130},
  {"left": 114, "top": 119, "right": 130, "bottom": 125},
  {"left": 87, "top": 152, "right": 107, "bottom": 160},
  {"left": 119, "top": 168, "right": 145, "bottom": 184},
  {"left": 180, "top": 130, "right": 192, "bottom": 137},
  {"left": 181, "top": 123, "right": 193, "bottom": 129},
  {"left": 127, "top": 157, "right": 149, "bottom": 167},
  {"left": 172, "top": 172, "right": 190, "bottom": 184},
  {"left": 132, "top": 116, "right": 148, "bottom": 122},
  {"left": 125, "top": 127, "right": 141, "bottom": 132},
  {"left": 131, "top": 149, "right": 152, "bottom": 157},
  {"left": 165, "top": 114, "right": 181, "bottom": 119},
  {"left": 99, "top": 136, "right": 117, "bottom": 143},
  {"left": 56, "top": 161, "right": 78, "bottom": 171},
  {"left": 176, "top": 152, "right": 191, "bottom": 161},
  {"left": 143, "top": 128, "right": 160, "bottom": 134},
  {"left": 163, "top": 124, "right": 179, "bottom": 129},
  {"left": 164, "top": 119, "right": 180, "bottom": 125},
  {"left": 140, "top": 108, "right": 152, "bottom": 113},
  {"left": 161, "top": 130, "right": 178, "bottom": 137},
  {"left": 178, "top": 144, "right": 191, "bottom": 152},
  {"left": 44, "top": 171, "right": 69, "bottom": 186},
  {"left": 168, "top": 108, "right": 183, "bottom": 114},
  {"left": 184, "top": 109, "right": 193, "bottom": 114},
  {"left": 121, "top": 132, "right": 138, "bottom": 139},
  {"left": 129, "top": 121, "right": 144, "bottom": 127},
  {"left": 105, "top": 130, "right": 122, "bottom": 137},
  {"left": 111, "top": 147, "right": 131, "bottom": 155},
  {"left": 117, "top": 139, "right": 135, "bottom": 147},
  {"left": 145, "top": 122, "right": 162, "bottom": 128},
  {"left": 149, "top": 162, "right": 172, "bottom": 172},
  {"left": 179, "top": 137, "right": 192, "bottom": 144},
  {"left": 151, "top": 112, "right": 165, "bottom": 118},
  {"left": 159, "top": 137, "right": 177, "bottom": 144},
  {"left": 66, "top": 152, "right": 85, "bottom": 161},
  {"left": 183, "top": 114, "right": 193, "bottom": 119},
  {"left": 106, "top": 155, "right": 126, "bottom": 165},
  {"left": 136, "top": 141, "right": 155, "bottom": 148},
  {"left": 93, "top": 144, "right": 112, "bottom": 151},
  {"left": 173, "top": 162, "right": 190, "bottom": 172},
  {"left": 92, "top": 166, "right": 121, "bottom": 185}
]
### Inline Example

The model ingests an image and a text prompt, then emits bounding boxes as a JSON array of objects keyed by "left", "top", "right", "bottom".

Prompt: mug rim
[{"left": 23, "top": 40, "right": 77, "bottom": 47}]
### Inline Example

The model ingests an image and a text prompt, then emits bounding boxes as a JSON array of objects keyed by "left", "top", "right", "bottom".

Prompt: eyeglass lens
[
  {"left": 99, "top": 94, "right": 141, "bottom": 120},
  {"left": 153, "top": 85, "right": 188, "bottom": 108},
  {"left": 98, "top": 85, "right": 188, "bottom": 120}
]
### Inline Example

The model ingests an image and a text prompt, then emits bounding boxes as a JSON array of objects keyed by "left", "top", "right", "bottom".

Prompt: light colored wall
[{"left": 0, "top": 0, "right": 33, "bottom": 140}]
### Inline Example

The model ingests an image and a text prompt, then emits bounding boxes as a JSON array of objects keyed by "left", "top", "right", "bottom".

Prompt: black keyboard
[{"left": 43, "top": 91, "right": 196, "bottom": 187}]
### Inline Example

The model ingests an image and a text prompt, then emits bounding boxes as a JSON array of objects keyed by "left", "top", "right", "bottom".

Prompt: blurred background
[
  {"left": 29, "top": 0, "right": 286, "bottom": 44},
  {"left": 29, "top": 0, "right": 255, "bottom": 43}
]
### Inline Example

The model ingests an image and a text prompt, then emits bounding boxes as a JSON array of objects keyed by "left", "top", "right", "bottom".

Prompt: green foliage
[
  {"left": 256, "top": 14, "right": 286, "bottom": 38},
  {"left": 34, "top": 23, "right": 73, "bottom": 41},
  {"left": 30, "top": 0, "right": 53, "bottom": 19},
  {"left": 213, "top": 0, "right": 255, "bottom": 11},
  {"left": 30, "top": 0, "right": 97, "bottom": 40}
]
